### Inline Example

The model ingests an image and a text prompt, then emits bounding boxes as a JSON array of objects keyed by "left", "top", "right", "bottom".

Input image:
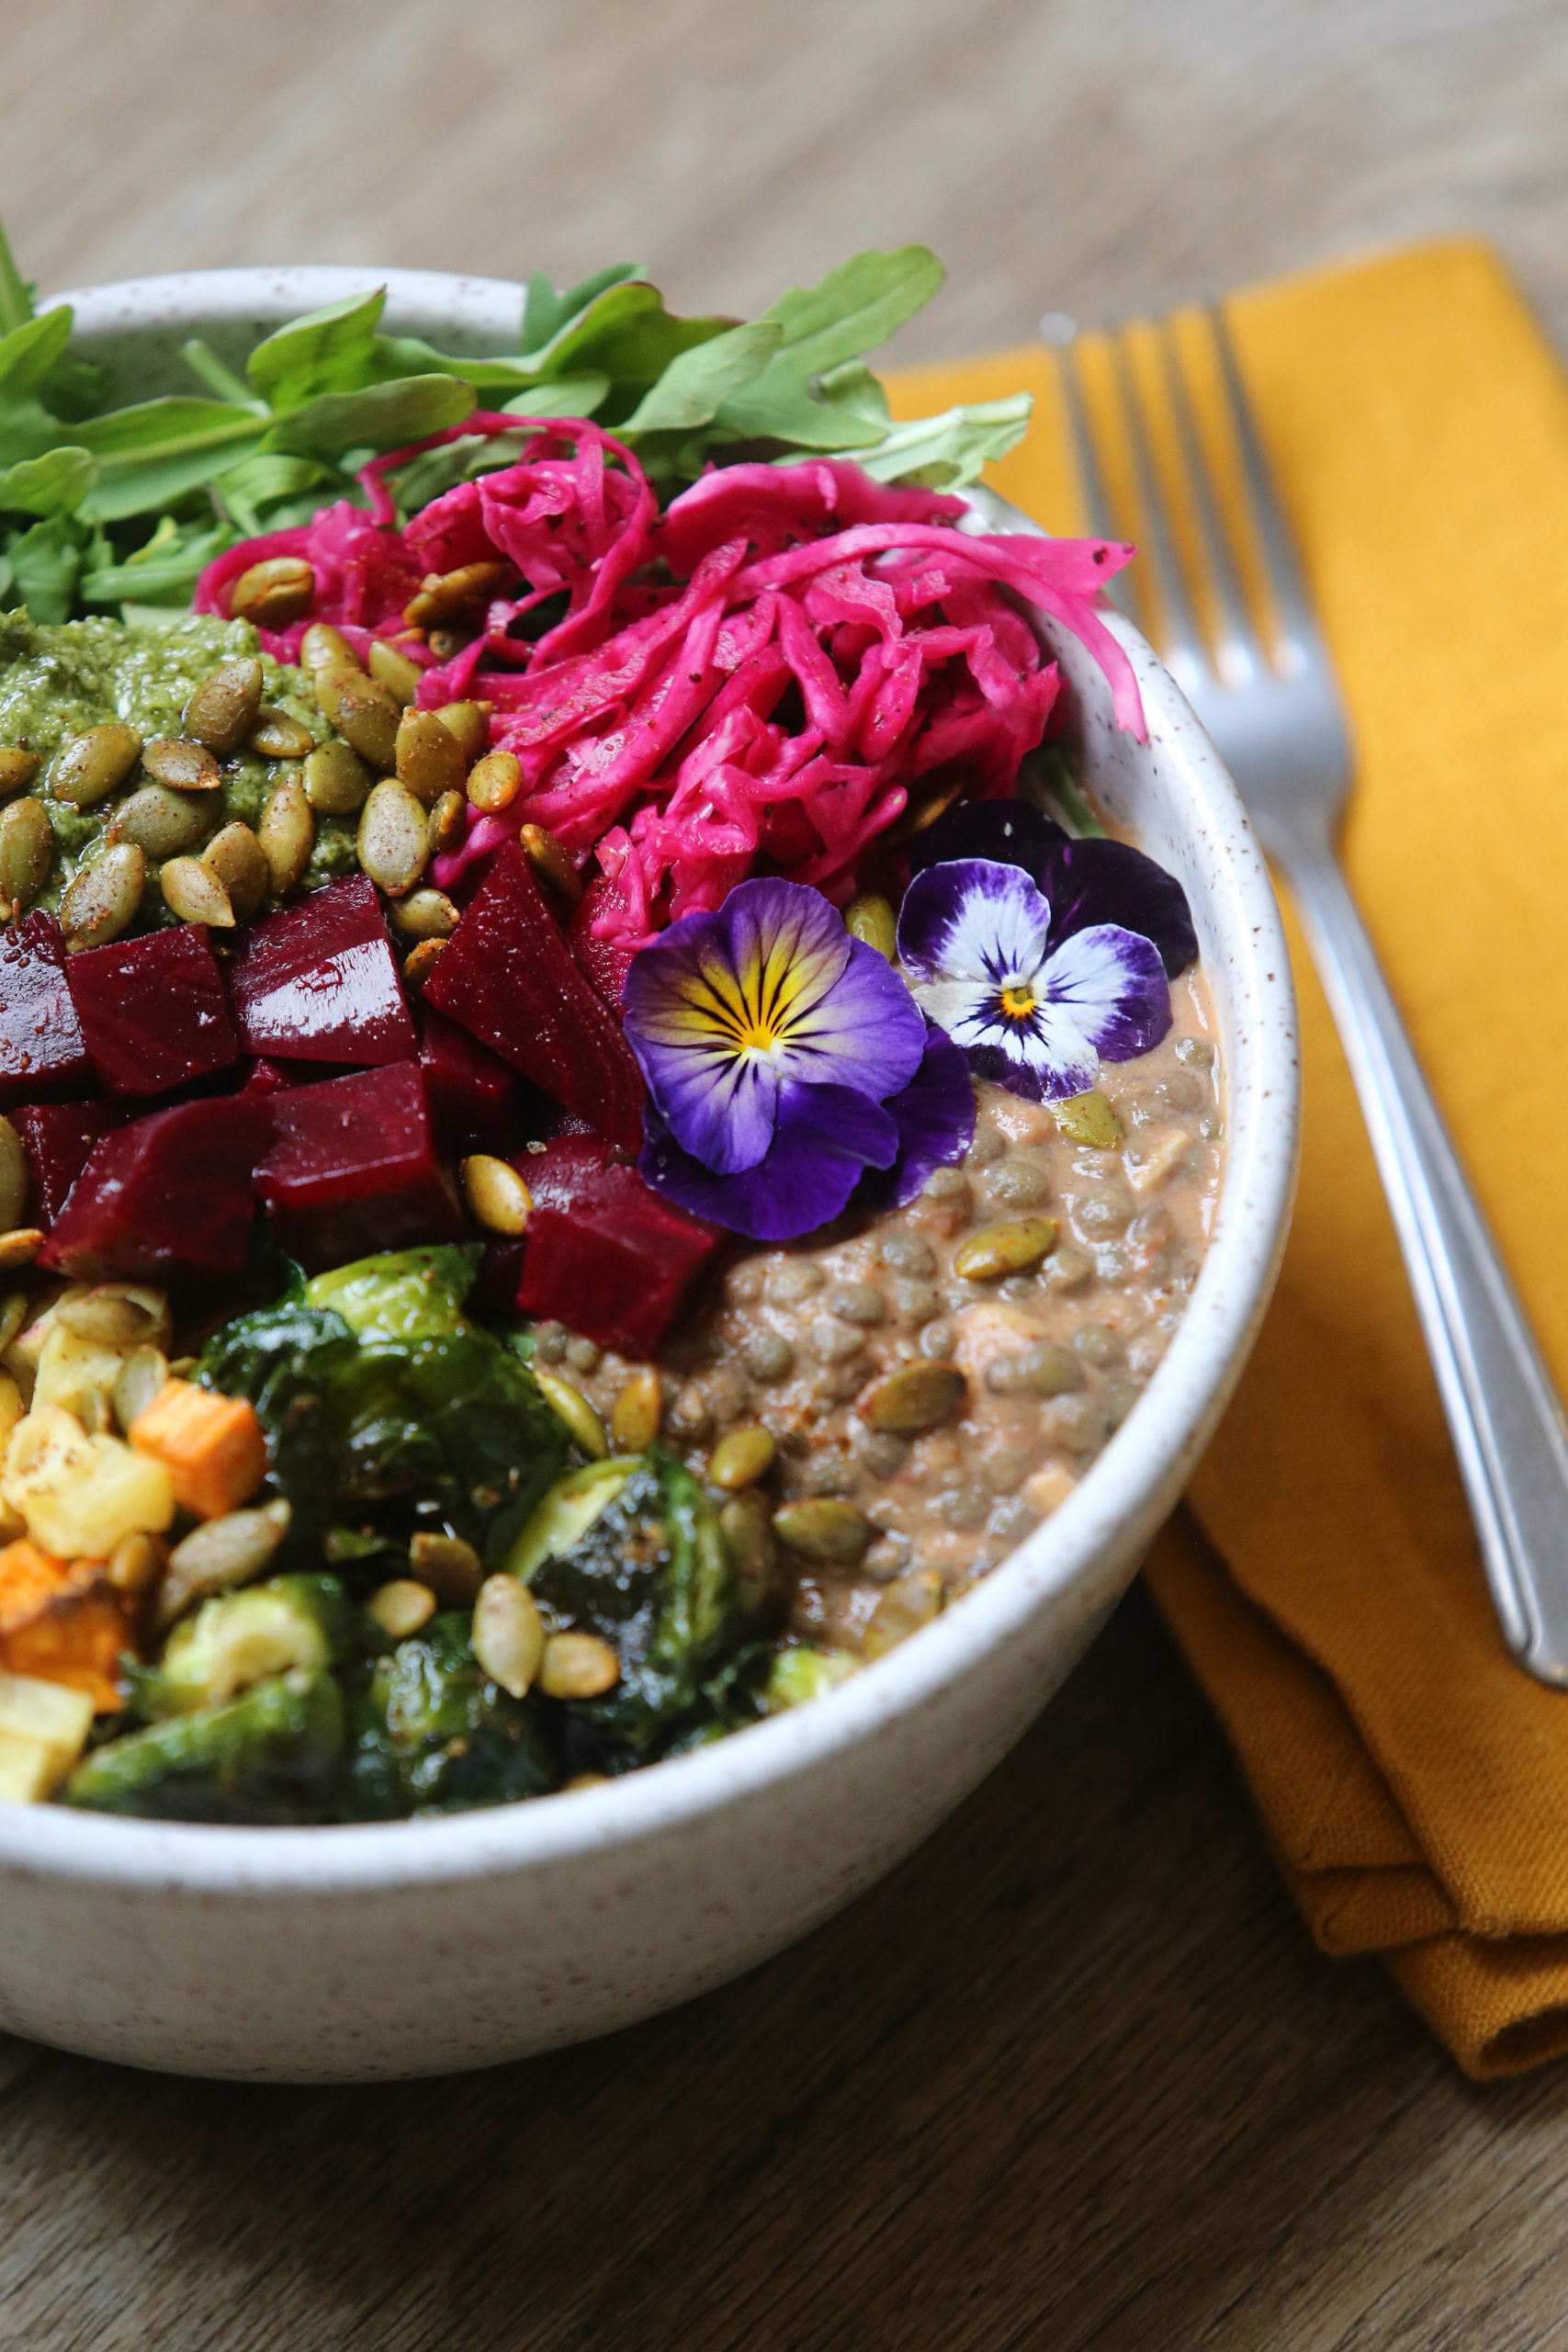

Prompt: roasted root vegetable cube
[
  {"left": 39, "top": 1096, "right": 272, "bottom": 1283},
  {"left": 2, "top": 1403, "right": 175, "bottom": 1562},
  {"left": 0, "top": 1668, "right": 95, "bottom": 1798},
  {"left": 0, "top": 911, "right": 94, "bottom": 1109},
  {"left": 128, "top": 1380, "right": 267, "bottom": 1522},
  {"left": 0, "top": 1543, "right": 132, "bottom": 1713},
  {"left": 13, "top": 1102, "right": 134, "bottom": 1229},
  {"left": 255, "top": 1061, "right": 462, "bottom": 1272},
  {"left": 418, "top": 1007, "right": 518, "bottom": 1157},
  {"left": 228, "top": 875, "right": 417, "bottom": 1067},
  {"left": 65, "top": 924, "right": 237, "bottom": 1097},
  {"left": 515, "top": 1136, "right": 722, "bottom": 1358}
]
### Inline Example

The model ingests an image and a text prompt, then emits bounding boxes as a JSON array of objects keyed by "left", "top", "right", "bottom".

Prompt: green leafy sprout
[{"left": 0, "top": 215, "right": 1031, "bottom": 627}]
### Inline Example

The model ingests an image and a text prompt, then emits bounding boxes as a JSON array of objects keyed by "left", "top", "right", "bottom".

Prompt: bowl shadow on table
[{"left": 10, "top": 1589, "right": 1565, "bottom": 2352}]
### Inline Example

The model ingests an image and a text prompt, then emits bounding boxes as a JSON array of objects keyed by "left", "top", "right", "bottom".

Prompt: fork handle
[{"left": 1278, "top": 833, "right": 1568, "bottom": 1680}]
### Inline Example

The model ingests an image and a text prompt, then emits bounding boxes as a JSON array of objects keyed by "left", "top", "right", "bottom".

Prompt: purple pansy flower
[
  {"left": 897, "top": 856, "right": 1171, "bottom": 1102},
  {"left": 625, "top": 876, "right": 967, "bottom": 1239}
]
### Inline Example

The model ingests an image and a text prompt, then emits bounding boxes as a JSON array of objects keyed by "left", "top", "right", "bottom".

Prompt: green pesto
[{"left": 0, "top": 606, "right": 334, "bottom": 912}]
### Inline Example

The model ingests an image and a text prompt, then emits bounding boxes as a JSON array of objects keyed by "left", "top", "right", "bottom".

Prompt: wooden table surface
[{"left": 5, "top": 4, "right": 1568, "bottom": 2343}]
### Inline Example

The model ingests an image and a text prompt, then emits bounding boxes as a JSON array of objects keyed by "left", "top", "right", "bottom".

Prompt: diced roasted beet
[
  {"left": 66, "top": 924, "right": 238, "bottom": 1098},
  {"left": 567, "top": 874, "right": 637, "bottom": 1013},
  {"left": 0, "top": 911, "right": 93, "bottom": 1107},
  {"left": 14, "top": 1102, "right": 135, "bottom": 1228},
  {"left": 240, "top": 1055, "right": 350, "bottom": 1097},
  {"left": 472, "top": 1236, "right": 528, "bottom": 1319},
  {"left": 256, "top": 1061, "right": 462, "bottom": 1272},
  {"left": 228, "top": 875, "right": 417, "bottom": 1068},
  {"left": 424, "top": 844, "right": 644, "bottom": 1154},
  {"left": 515, "top": 1136, "right": 721, "bottom": 1357},
  {"left": 39, "top": 1097, "right": 272, "bottom": 1282},
  {"left": 419, "top": 1007, "right": 518, "bottom": 1157}
]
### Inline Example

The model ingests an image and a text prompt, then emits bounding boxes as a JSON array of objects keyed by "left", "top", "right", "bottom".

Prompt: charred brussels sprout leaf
[
  {"left": 196, "top": 1249, "right": 569, "bottom": 1572},
  {"left": 345, "top": 1612, "right": 558, "bottom": 1817},
  {"left": 124, "top": 1575, "right": 351, "bottom": 1722},
  {"left": 527, "top": 1450, "right": 748, "bottom": 1768},
  {"left": 62, "top": 1671, "right": 345, "bottom": 1824}
]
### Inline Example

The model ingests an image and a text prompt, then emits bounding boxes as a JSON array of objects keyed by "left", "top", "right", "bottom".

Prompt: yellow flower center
[{"left": 998, "top": 983, "right": 1038, "bottom": 1022}]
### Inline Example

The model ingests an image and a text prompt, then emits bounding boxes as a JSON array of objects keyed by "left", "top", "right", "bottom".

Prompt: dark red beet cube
[
  {"left": 256, "top": 1061, "right": 462, "bottom": 1272},
  {"left": 0, "top": 911, "right": 93, "bottom": 1108},
  {"left": 515, "top": 1136, "right": 721, "bottom": 1357},
  {"left": 424, "top": 844, "right": 644, "bottom": 1154},
  {"left": 228, "top": 876, "right": 417, "bottom": 1068},
  {"left": 66, "top": 923, "right": 237, "bottom": 1097},
  {"left": 39, "top": 1097, "right": 272, "bottom": 1282},
  {"left": 14, "top": 1102, "right": 135, "bottom": 1228},
  {"left": 240, "top": 1056, "right": 349, "bottom": 1098},
  {"left": 419, "top": 1007, "right": 517, "bottom": 1156}
]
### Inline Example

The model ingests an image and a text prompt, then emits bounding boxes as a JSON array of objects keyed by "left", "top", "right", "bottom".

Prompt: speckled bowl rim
[{"left": 0, "top": 267, "right": 1300, "bottom": 1895}]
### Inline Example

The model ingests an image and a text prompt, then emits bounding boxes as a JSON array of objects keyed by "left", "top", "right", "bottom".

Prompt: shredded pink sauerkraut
[{"left": 197, "top": 418, "right": 1140, "bottom": 948}]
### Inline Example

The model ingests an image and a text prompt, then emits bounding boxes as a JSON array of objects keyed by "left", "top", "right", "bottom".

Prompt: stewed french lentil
[{"left": 545, "top": 963, "right": 1222, "bottom": 1663}]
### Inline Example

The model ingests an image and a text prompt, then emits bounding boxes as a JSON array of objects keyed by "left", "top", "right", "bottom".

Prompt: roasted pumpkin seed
[
  {"left": 105, "top": 785, "right": 209, "bottom": 861},
  {"left": 56, "top": 1284, "right": 168, "bottom": 1349},
  {"left": 141, "top": 737, "right": 222, "bottom": 792},
  {"left": 299, "top": 620, "right": 355, "bottom": 677},
  {"left": 844, "top": 892, "right": 897, "bottom": 958},
  {"left": 246, "top": 706, "right": 315, "bottom": 760},
  {"left": 50, "top": 721, "right": 141, "bottom": 808},
  {"left": 405, "top": 561, "right": 511, "bottom": 629},
  {"left": 313, "top": 664, "right": 400, "bottom": 771},
  {"left": 772, "top": 1498, "right": 874, "bottom": 1565},
  {"left": 184, "top": 657, "right": 263, "bottom": 755},
  {"left": 157, "top": 1498, "right": 291, "bottom": 1626},
  {"left": 367, "top": 1578, "right": 437, "bottom": 1639},
  {"left": 367, "top": 639, "right": 422, "bottom": 706},
  {"left": 112, "top": 1346, "right": 169, "bottom": 1434},
  {"left": 0, "top": 1229, "right": 39, "bottom": 1272},
  {"left": 388, "top": 886, "right": 458, "bottom": 942},
  {"left": 533, "top": 1367, "right": 609, "bottom": 1459},
  {"left": 428, "top": 788, "right": 465, "bottom": 854},
  {"left": 953, "top": 1216, "right": 1059, "bottom": 1282},
  {"left": 203, "top": 822, "right": 269, "bottom": 922},
  {"left": 610, "top": 1367, "right": 661, "bottom": 1453},
  {"left": 1052, "top": 1088, "right": 1124, "bottom": 1148},
  {"left": 719, "top": 1491, "right": 777, "bottom": 1611},
  {"left": 0, "top": 797, "right": 53, "bottom": 911},
  {"left": 258, "top": 773, "right": 314, "bottom": 896},
  {"left": 0, "top": 1118, "right": 25, "bottom": 1233},
  {"left": 407, "top": 1531, "right": 483, "bottom": 1605},
  {"left": 401, "top": 938, "right": 446, "bottom": 989},
  {"left": 0, "top": 748, "right": 39, "bottom": 798},
  {"left": 854, "top": 1362, "right": 967, "bottom": 1432},
  {"left": 519, "top": 823, "right": 581, "bottom": 903},
  {"left": 356, "top": 780, "right": 430, "bottom": 895},
  {"left": 862, "top": 1568, "right": 942, "bottom": 1659},
  {"left": 467, "top": 749, "right": 522, "bottom": 813},
  {"left": 60, "top": 842, "right": 145, "bottom": 948},
  {"left": 538, "top": 1631, "right": 620, "bottom": 1700},
  {"left": 708, "top": 1424, "right": 776, "bottom": 1491},
  {"left": 434, "top": 700, "right": 491, "bottom": 763},
  {"left": 394, "top": 707, "right": 465, "bottom": 806},
  {"left": 303, "top": 739, "right": 372, "bottom": 816},
  {"left": 229, "top": 556, "right": 315, "bottom": 629},
  {"left": 160, "top": 855, "right": 234, "bottom": 928},
  {"left": 459, "top": 1154, "right": 531, "bottom": 1235},
  {"left": 472, "top": 1574, "right": 545, "bottom": 1698},
  {"left": 107, "top": 1531, "right": 166, "bottom": 1599}
]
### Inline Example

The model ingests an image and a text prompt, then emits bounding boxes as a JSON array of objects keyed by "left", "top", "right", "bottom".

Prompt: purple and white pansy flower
[
  {"left": 623, "top": 876, "right": 975, "bottom": 1240},
  {"left": 896, "top": 854, "right": 1174, "bottom": 1103}
]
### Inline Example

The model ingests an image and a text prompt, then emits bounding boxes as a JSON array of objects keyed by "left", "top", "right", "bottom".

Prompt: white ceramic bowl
[{"left": 0, "top": 269, "right": 1299, "bottom": 2080}]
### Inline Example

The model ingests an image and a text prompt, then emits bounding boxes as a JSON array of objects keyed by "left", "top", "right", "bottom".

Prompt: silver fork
[{"left": 1055, "top": 307, "right": 1568, "bottom": 1685}]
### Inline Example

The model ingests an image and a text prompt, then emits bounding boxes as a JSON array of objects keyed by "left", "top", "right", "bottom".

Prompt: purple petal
[
  {"left": 639, "top": 1081, "right": 900, "bottom": 1241},
  {"left": 622, "top": 912, "right": 782, "bottom": 1174},
  {"left": 858, "top": 1020, "right": 977, "bottom": 1211},
  {"left": 1037, "top": 838, "right": 1197, "bottom": 978},
  {"left": 897, "top": 859, "right": 1053, "bottom": 987},
  {"left": 959, "top": 1005, "right": 1100, "bottom": 1102},
  {"left": 907, "top": 797, "right": 1067, "bottom": 877},
  {"left": 1043, "top": 922, "right": 1171, "bottom": 1059}
]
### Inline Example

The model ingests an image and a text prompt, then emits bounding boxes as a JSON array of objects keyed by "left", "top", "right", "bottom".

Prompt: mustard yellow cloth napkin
[{"left": 887, "top": 241, "right": 1568, "bottom": 2079}]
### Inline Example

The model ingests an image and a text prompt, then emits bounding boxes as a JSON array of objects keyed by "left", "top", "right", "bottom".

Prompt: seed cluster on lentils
[{"left": 539, "top": 967, "right": 1223, "bottom": 1664}]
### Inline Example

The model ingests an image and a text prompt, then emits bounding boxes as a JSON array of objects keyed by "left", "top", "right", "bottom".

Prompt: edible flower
[
  {"left": 624, "top": 877, "right": 973, "bottom": 1239},
  {"left": 897, "top": 856, "right": 1172, "bottom": 1102}
]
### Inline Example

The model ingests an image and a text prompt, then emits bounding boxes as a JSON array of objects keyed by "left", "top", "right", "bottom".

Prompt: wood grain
[{"left": 4, "top": 3, "right": 1568, "bottom": 2343}]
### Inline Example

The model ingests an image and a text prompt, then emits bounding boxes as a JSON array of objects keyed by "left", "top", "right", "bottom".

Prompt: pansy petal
[
  {"left": 908, "top": 798, "right": 1067, "bottom": 878},
  {"left": 858, "top": 1019, "right": 977, "bottom": 1211},
  {"left": 1037, "top": 837, "right": 1197, "bottom": 978},
  {"left": 640, "top": 1082, "right": 899, "bottom": 1241},
  {"left": 896, "top": 858, "right": 1053, "bottom": 986},
  {"left": 962, "top": 1001, "right": 1100, "bottom": 1102},
  {"left": 771, "top": 933, "right": 927, "bottom": 1100},
  {"left": 1042, "top": 922, "right": 1171, "bottom": 1059}
]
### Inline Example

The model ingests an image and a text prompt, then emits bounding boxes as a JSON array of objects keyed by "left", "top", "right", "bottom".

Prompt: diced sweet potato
[
  {"left": 128, "top": 1379, "right": 268, "bottom": 1521},
  {"left": 0, "top": 1540, "right": 131, "bottom": 1713}
]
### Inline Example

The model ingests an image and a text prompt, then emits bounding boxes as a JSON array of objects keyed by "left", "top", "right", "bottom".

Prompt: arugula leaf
[
  {"left": 534, "top": 282, "right": 733, "bottom": 410},
  {"left": 247, "top": 287, "right": 387, "bottom": 409},
  {"left": 714, "top": 245, "right": 943, "bottom": 447},
  {"left": 520, "top": 261, "right": 644, "bottom": 356},
  {"left": 265, "top": 372, "right": 477, "bottom": 457},
  {"left": 212, "top": 450, "right": 327, "bottom": 536},
  {"left": 0, "top": 446, "right": 96, "bottom": 516},
  {"left": 0, "top": 214, "right": 32, "bottom": 337},
  {"left": 180, "top": 338, "right": 261, "bottom": 407},
  {"left": 73, "top": 397, "right": 269, "bottom": 522},
  {"left": 81, "top": 514, "right": 232, "bottom": 606},
  {"left": 807, "top": 393, "right": 1033, "bottom": 489},
  {"left": 5, "top": 515, "right": 84, "bottom": 622},
  {"left": 619, "top": 319, "right": 783, "bottom": 434}
]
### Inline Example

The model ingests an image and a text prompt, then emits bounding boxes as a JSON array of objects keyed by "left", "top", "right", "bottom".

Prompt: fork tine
[
  {"left": 1207, "top": 304, "right": 1321, "bottom": 661},
  {"left": 1156, "top": 320, "right": 1264, "bottom": 684},
  {"left": 1055, "top": 339, "right": 1127, "bottom": 611},
  {"left": 1110, "top": 332, "right": 1210, "bottom": 691}
]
